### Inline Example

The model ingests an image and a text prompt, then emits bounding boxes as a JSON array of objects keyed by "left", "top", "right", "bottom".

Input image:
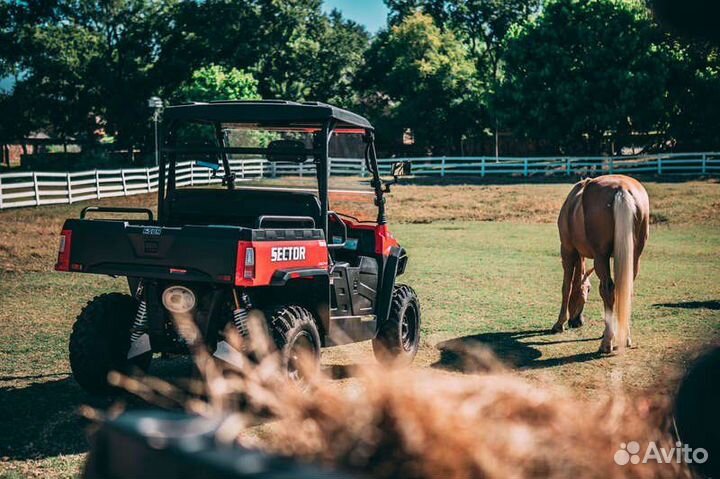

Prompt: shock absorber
[
  {"left": 231, "top": 288, "right": 251, "bottom": 338},
  {"left": 130, "top": 300, "right": 148, "bottom": 342},
  {"left": 213, "top": 288, "right": 252, "bottom": 368},
  {"left": 127, "top": 280, "right": 151, "bottom": 359}
]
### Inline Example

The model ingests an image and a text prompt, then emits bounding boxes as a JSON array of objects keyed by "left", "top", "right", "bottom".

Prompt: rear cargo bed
[{"left": 60, "top": 219, "right": 249, "bottom": 283}]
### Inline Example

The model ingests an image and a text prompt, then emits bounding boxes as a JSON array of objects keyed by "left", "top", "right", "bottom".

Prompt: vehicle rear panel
[{"left": 57, "top": 219, "right": 329, "bottom": 286}]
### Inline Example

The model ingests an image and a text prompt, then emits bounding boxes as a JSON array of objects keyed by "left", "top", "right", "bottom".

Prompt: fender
[{"left": 376, "top": 246, "right": 407, "bottom": 326}]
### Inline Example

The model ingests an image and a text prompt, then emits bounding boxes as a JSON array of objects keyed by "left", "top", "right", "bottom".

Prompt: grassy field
[{"left": 1, "top": 178, "right": 719, "bottom": 478}]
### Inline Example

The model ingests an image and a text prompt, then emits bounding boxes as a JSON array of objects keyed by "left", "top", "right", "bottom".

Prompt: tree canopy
[
  {"left": 175, "top": 65, "right": 260, "bottom": 103},
  {"left": 356, "top": 12, "right": 479, "bottom": 154},
  {"left": 494, "top": 0, "right": 672, "bottom": 153},
  {"left": 0, "top": 0, "right": 368, "bottom": 153},
  {"left": 2, "top": 0, "right": 720, "bottom": 156}
]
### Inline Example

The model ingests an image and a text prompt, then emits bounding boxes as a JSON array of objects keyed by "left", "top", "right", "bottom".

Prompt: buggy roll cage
[{"left": 156, "top": 100, "right": 387, "bottom": 239}]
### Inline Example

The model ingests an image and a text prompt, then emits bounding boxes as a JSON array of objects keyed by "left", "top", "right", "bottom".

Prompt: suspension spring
[
  {"left": 231, "top": 288, "right": 251, "bottom": 338},
  {"left": 232, "top": 306, "right": 250, "bottom": 337},
  {"left": 130, "top": 300, "right": 148, "bottom": 342}
]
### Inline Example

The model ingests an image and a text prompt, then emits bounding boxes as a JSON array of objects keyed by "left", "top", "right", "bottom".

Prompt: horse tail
[{"left": 613, "top": 190, "right": 636, "bottom": 350}]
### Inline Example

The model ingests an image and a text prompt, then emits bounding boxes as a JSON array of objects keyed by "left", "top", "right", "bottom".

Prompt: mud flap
[
  {"left": 376, "top": 246, "right": 405, "bottom": 326},
  {"left": 127, "top": 333, "right": 151, "bottom": 359},
  {"left": 212, "top": 340, "right": 246, "bottom": 370}
]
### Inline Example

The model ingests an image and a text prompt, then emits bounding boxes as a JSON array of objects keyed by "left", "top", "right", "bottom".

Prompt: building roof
[{"left": 163, "top": 100, "right": 374, "bottom": 130}]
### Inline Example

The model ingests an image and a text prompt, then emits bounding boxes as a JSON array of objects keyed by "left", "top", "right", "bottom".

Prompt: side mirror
[
  {"left": 266, "top": 140, "right": 309, "bottom": 163},
  {"left": 392, "top": 161, "right": 412, "bottom": 177},
  {"left": 382, "top": 161, "right": 412, "bottom": 193}
]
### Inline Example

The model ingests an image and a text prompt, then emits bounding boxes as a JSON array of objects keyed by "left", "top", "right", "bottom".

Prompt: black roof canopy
[{"left": 163, "top": 100, "right": 374, "bottom": 130}]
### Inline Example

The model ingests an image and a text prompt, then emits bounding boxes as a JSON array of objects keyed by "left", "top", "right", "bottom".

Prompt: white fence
[
  {"left": 0, "top": 152, "right": 718, "bottom": 209},
  {"left": 377, "top": 151, "right": 720, "bottom": 177}
]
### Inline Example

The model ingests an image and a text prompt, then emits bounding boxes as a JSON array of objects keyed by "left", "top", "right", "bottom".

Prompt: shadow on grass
[
  {"left": 0, "top": 357, "right": 195, "bottom": 460},
  {"left": 0, "top": 377, "right": 95, "bottom": 460},
  {"left": 432, "top": 329, "right": 602, "bottom": 373},
  {"left": 654, "top": 300, "right": 720, "bottom": 310}
]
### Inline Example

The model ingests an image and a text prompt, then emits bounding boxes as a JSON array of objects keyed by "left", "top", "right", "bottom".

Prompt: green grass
[
  {"left": 392, "top": 223, "right": 720, "bottom": 394},
  {"left": 1, "top": 221, "right": 718, "bottom": 477}
]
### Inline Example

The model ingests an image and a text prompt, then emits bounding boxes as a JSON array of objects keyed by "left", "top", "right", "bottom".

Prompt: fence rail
[{"left": 1, "top": 152, "right": 718, "bottom": 209}]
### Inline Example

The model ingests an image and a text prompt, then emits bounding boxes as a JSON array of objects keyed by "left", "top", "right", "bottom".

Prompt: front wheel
[
  {"left": 373, "top": 284, "right": 421, "bottom": 366},
  {"left": 69, "top": 293, "right": 152, "bottom": 394},
  {"left": 267, "top": 305, "right": 321, "bottom": 382}
]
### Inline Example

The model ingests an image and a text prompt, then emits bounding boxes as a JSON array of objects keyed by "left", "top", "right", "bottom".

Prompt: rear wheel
[
  {"left": 373, "top": 284, "right": 421, "bottom": 366},
  {"left": 267, "top": 305, "right": 321, "bottom": 382},
  {"left": 69, "top": 293, "right": 152, "bottom": 394}
]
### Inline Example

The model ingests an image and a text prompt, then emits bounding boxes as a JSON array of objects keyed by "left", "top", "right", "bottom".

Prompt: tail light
[
  {"left": 55, "top": 229, "right": 72, "bottom": 271},
  {"left": 244, "top": 247, "right": 256, "bottom": 279},
  {"left": 235, "top": 242, "right": 255, "bottom": 285}
]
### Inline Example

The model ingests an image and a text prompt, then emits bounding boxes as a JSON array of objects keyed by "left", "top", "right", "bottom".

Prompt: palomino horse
[{"left": 551, "top": 175, "right": 649, "bottom": 353}]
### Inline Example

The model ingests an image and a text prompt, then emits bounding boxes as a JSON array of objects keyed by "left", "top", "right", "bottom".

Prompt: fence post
[
  {"left": 32, "top": 172, "right": 40, "bottom": 206},
  {"left": 66, "top": 172, "right": 73, "bottom": 204},
  {"left": 190, "top": 162, "right": 195, "bottom": 186},
  {"left": 360, "top": 159, "right": 366, "bottom": 177},
  {"left": 121, "top": 169, "right": 128, "bottom": 196},
  {"left": 658, "top": 156, "right": 663, "bottom": 175},
  {"left": 608, "top": 157, "right": 614, "bottom": 175},
  {"left": 481, "top": 157, "right": 486, "bottom": 177},
  {"left": 0, "top": 176, "right": 3, "bottom": 209},
  {"left": 271, "top": 161, "right": 277, "bottom": 178},
  {"left": 566, "top": 158, "right": 571, "bottom": 176},
  {"left": 146, "top": 168, "right": 152, "bottom": 192},
  {"left": 441, "top": 156, "right": 446, "bottom": 177},
  {"left": 95, "top": 170, "right": 101, "bottom": 199},
  {"left": 523, "top": 158, "right": 529, "bottom": 177},
  {"left": 702, "top": 153, "right": 707, "bottom": 175},
  {"left": 299, "top": 162, "right": 303, "bottom": 178}
]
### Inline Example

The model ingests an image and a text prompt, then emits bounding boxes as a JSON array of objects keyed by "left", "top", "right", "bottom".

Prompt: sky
[{"left": 322, "top": 0, "right": 389, "bottom": 34}]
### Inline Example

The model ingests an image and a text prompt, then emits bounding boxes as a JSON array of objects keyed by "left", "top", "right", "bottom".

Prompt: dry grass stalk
[{"left": 112, "top": 317, "right": 690, "bottom": 479}]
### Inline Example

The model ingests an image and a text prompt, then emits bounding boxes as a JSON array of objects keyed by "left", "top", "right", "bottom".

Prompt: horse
[{"left": 551, "top": 175, "right": 650, "bottom": 353}]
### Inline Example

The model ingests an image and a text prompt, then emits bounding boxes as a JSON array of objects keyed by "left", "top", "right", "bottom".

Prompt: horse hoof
[
  {"left": 550, "top": 323, "right": 565, "bottom": 334},
  {"left": 568, "top": 315, "right": 584, "bottom": 328},
  {"left": 599, "top": 342, "right": 614, "bottom": 355}
]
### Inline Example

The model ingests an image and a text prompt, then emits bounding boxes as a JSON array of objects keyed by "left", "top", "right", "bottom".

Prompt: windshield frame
[{"left": 157, "top": 117, "right": 386, "bottom": 238}]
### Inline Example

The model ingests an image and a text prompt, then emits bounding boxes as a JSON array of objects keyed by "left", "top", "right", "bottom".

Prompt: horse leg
[
  {"left": 568, "top": 256, "right": 587, "bottom": 328},
  {"left": 595, "top": 254, "right": 615, "bottom": 353},
  {"left": 552, "top": 248, "right": 578, "bottom": 333}
]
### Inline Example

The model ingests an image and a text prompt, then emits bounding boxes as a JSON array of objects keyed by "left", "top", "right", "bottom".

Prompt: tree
[
  {"left": 303, "top": 10, "right": 370, "bottom": 107},
  {"left": 494, "top": 0, "right": 672, "bottom": 154},
  {"left": 0, "top": 0, "right": 369, "bottom": 155},
  {"left": 1, "top": 0, "right": 178, "bottom": 148},
  {"left": 647, "top": 0, "right": 720, "bottom": 150},
  {"left": 386, "top": 0, "right": 540, "bottom": 82},
  {"left": 664, "top": 39, "right": 720, "bottom": 151},
  {"left": 649, "top": 0, "right": 720, "bottom": 42},
  {"left": 357, "top": 12, "right": 480, "bottom": 154},
  {"left": 384, "top": 0, "right": 541, "bottom": 153},
  {"left": 251, "top": 1, "right": 369, "bottom": 103},
  {"left": 174, "top": 65, "right": 260, "bottom": 102}
]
